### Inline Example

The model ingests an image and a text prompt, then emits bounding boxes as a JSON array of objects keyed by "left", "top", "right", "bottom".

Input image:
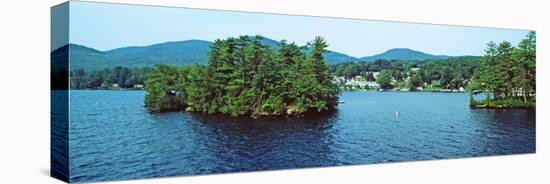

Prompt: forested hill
[
  {"left": 56, "top": 37, "right": 357, "bottom": 71},
  {"left": 360, "top": 48, "right": 450, "bottom": 61},
  {"left": 53, "top": 37, "right": 468, "bottom": 71},
  {"left": 57, "top": 41, "right": 212, "bottom": 71}
]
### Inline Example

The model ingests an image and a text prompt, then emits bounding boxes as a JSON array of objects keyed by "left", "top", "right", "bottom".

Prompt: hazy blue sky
[{"left": 65, "top": 1, "right": 530, "bottom": 57}]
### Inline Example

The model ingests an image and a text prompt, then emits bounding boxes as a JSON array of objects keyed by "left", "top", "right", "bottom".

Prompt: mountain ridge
[
  {"left": 54, "top": 38, "right": 469, "bottom": 71},
  {"left": 360, "top": 48, "right": 450, "bottom": 61}
]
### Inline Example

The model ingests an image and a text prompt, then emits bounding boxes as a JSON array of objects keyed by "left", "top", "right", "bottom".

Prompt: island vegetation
[
  {"left": 469, "top": 31, "right": 536, "bottom": 108},
  {"left": 143, "top": 35, "right": 339, "bottom": 117}
]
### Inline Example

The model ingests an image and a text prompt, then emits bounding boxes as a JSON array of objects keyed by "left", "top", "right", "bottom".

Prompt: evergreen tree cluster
[
  {"left": 144, "top": 35, "right": 339, "bottom": 116},
  {"left": 470, "top": 31, "right": 536, "bottom": 105}
]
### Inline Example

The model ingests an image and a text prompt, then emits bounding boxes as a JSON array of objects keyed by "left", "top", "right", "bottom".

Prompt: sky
[
  {"left": 51, "top": 2, "right": 69, "bottom": 51},
  {"left": 60, "top": 1, "right": 531, "bottom": 57}
]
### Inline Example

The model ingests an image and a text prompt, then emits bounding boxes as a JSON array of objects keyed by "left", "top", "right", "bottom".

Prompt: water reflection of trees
[
  {"left": 188, "top": 112, "right": 340, "bottom": 172},
  {"left": 467, "top": 108, "right": 535, "bottom": 155},
  {"left": 471, "top": 108, "right": 535, "bottom": 128}
]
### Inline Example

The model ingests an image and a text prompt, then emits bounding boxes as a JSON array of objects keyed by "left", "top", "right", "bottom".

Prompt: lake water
[{"left": 61, "top": 90, "right": 535, "bottom": 182}]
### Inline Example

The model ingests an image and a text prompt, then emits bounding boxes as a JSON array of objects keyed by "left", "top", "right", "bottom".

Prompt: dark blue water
[
  {"left": 51, "top": 90, "right": 69, "bottom": 182},
  {"left": 64, "top": 90, "right": 535, "bottom": 182}
]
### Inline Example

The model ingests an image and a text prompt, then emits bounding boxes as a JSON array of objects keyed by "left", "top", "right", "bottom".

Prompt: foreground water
[{"left": 62, "top": 90, "right": 535, "bottom": 182}]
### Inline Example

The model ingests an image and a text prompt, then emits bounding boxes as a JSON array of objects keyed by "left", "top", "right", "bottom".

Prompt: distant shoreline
[
  {"left": 69, "top": 88, "right": 470, "bottom": 93},
  {"left": 68, "top": 88, "right": 144, "bottom": 91},
  {"left": 341, "top": 89, "right": 467, "bottom": 93}
]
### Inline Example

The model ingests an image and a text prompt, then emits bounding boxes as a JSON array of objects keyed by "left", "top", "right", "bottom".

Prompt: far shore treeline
[
  {"left": 70, "top": 67, "right": 150, "bottom": 89},
  {"left": 330, "top": 56, "right": 480, "bottom": 91},
  {"left": 144, "top": 35, "right": 339, "bottom": 116},
  {"left": 66, "top": 32, "right": 536, "bottom": 110}
]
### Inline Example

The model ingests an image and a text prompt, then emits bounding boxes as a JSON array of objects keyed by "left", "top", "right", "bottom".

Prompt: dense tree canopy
[
  {"left": 469, "top": 31, "right": 536, "bottom": 107},
  {"left": 144, "top": 35, "right": 339, "bottom": 116},
  {"left": 376, "top": 70, "right": 393, "bottom": 89}
]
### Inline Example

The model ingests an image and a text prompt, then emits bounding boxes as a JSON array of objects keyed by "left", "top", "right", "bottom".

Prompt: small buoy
[{"left": 395, "top": 111, "right": 399, "bottom": 117}]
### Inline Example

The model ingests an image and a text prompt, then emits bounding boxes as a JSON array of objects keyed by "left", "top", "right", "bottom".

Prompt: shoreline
[
  {"left": 340, "top": 89, "right": 468, "bottom": 93},
  {"left": 470, "top": 105, "right": 536, "bottom": 109},
  {"left": 70, "top": 88, "right": 471, "bottom": 93},
  {"left": 68, "top": 88, "right": 144, "bottom": 91},
  {"left": 470, "top": 100, "right": 535, "bottom": 109}
]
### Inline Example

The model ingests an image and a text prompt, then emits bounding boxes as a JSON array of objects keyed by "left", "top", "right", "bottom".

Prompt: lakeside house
[
  {"left": 370, "top": 72, "right": 380, "bottom": 78},
  {"left": 334, "top": 76, "right": 380, "bottom": 88}
]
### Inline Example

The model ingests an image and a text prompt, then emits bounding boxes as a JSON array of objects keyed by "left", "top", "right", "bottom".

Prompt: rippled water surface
[{"left": 64, "top": 90, "right": 535, "bottom": 182}]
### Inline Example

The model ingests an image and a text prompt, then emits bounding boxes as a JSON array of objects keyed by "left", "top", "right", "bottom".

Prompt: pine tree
[{"left": 513, "top": 31, "right": 536, "bottom": 101}]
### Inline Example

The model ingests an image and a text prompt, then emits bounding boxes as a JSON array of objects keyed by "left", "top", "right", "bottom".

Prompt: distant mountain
[
  {"left": 360, "top": 48, "right": 450, "bottom": 61},
  {"left": 106, "top": 40, "right": 212, "bottom": 68},
  {"left": 68, "top": 44, "right": 117, "bottom": 71},
  {"left": 322, "top": 51, "right": 359, "bottom": 64},
  {"left": 55, "top": 38, "right": 460, "bottom": 71},
  {"left": 256, "top": 37, "right": 358, "bottom": 64},
  {"left": 61, "top": 38, "right": 360, "bottom": 71},
  {"left": 107, "top": 40, "right": 212, "bottom": 59},
  {"left": 51, "top": 44, "right": 70, "bottom": 72},
  {"left": 64, "top": 40, "right": 212, "bottom": 71},
  {"left": 255, "top": 37, "right": 281, "bottom": 49}
]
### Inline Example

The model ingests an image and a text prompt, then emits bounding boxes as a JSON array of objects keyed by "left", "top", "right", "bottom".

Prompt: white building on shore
[{"left": 334, "top": 76, "right": 380, "bottom": 88}]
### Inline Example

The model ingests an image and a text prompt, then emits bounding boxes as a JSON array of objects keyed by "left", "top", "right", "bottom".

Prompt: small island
[
  {"left": 469, "top": 31, "right": 536, "bottom": 108},
  {"left": 143, "top": 36, "right": 339, "bottom": 117}
]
